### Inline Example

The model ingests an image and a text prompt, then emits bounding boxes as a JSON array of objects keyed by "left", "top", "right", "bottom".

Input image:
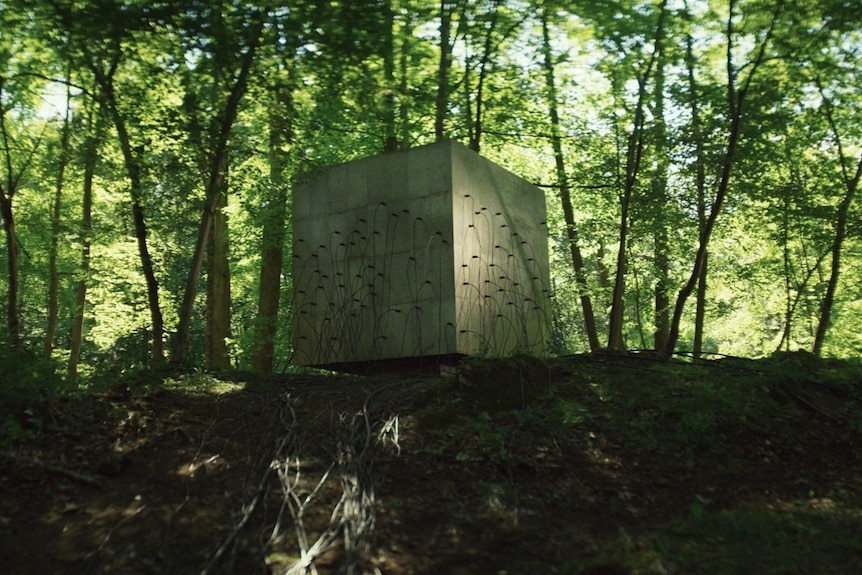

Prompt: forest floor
[{"left": 2, "top": 351, "right": 862, "bottom": 575}]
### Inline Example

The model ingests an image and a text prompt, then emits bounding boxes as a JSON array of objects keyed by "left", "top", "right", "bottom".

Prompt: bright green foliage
[{"left": 0, "top": 0, "right": 860, "bottom": 383}]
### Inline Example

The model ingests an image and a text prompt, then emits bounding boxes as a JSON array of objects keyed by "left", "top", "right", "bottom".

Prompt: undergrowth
[
  {"left": 0, "top": 346, "right": 71, "bottom": 442},
  {"left": 3, "top": 350, "right": 861, "bottom": 574},
  {"left": 409, "top": 353, "right": 862, "bottom": 574}
]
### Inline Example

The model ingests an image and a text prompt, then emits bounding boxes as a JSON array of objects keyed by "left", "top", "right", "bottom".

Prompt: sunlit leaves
[{"left": 1, "top": 0, "right": 861, "bottom": 365}]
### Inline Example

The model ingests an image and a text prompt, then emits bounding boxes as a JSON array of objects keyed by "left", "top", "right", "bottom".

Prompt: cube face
[{"left": 292, "top": 140, "right": 551, "bottom": 370}]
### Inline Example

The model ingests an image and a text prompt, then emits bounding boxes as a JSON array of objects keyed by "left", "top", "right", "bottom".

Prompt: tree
[
  {"left": 811, "top": 81, "right": 862, "bottom": 356},
  {"left": 460, "top": 0, "right": 525, "bottom": 153},
  {"left": 68, "top": 95, "right": 103, "bottom": 379},
  {"left": 664, "top": 0, "right": 784, "bottom": 353},
  {"left": 603, "top": 0, "right": 669, "bottom": 352},
  {"left": 1, "top": 0, "right": 861, "bottom": 371},
  {"left": 0, "top": 80, "right": 25, "bottom": 347},
  {"left": 251, "top": 9, "right": 302, "bottom": 373},
  {"left": 43, "top": 72, "right": 73, "bottom": 358},
  {"left": 0, "top": 13, "right": 47, "bottom": 346},
  {"left": 681, "top": 1, "right": 710, "bottom": 358},
  {"left": 539, "top": 2, "right": 599, "bottom": 352},
  {"left": 171, "top": 6, "right": 265, "bottom": 365},
  {"left": 41, "top": 0, "right": 172, "bottom": 362},
  {"left": 649, "top": 22, "right": 670, "bottom": 352},
  {"left": 435, "top": 0, "right": 461, "bottom": 140}
]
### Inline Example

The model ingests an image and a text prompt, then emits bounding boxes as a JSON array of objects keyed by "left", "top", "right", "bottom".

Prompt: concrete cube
[{"left": 292, "top": 140, "right": 551, "bottom": 371}]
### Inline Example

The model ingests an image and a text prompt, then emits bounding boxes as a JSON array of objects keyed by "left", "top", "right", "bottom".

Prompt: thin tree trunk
[
  {"left": 654, "top": 231, "right": 670, "bottom": 350},
  {"left": 666, "top": 100, "right": 740, "bottom": 355},
  {"left": 435, "top": 0, "right": 454, "bottom": 141},
  {"left": 172, "top": 17, "right": 263, "bottom": 364},
  {"left": 45, "top": 78, "right": 73, "bottom": 358},
  {"left": 693, "top": 252, "right": 707, "bottom": 357},
  {"left": 382, "top": 0, "right": 398, "bottom": 152},
  {"left": 631, "top": 257, "right": 648, "bottom": 349},
  {"left": 540, "top": 8, "right": 599, "bottom": 352},
  {"left": 683, "top": 5, "right": 708, "bottom": 358},
  {"left": 69, "top": 103, "right": 101, "bottom": 379},
  {"left": 470, "top": 1, "right": 498, "bottom": 153},
  {"left": 0, "top": 191, "right": 17, "bottom": 347},
  {"left": 463, "top": 53, "right": 474, "bottom": 147},
  {"left": 690, "top": 78, "right": 707, "bottom": 354},
  {"left": 651, "top": 46, "right": 669, "bottom": 352},
  {"left": 605, "top": 125, "right": 636, "bottom": 352},
  {"left": 94, "top": 66, "right": 165, "bottom": 362},
  {"left": 206, "top": 162, "right": 231, "bottom": 369},
  {"left": 775, "top": 138, "right": 832, "bottom": 353},
  {"left": 607, "top": 0, "right": 667, "bottom": 352},
  {"left": 812, "top": 83, "right": 862, "bottom": 357},
  {"left": 665, "top": 0, "right": 781, "bottom": 353},
  {"left": 398, "top": 6, "right": 412, "bottom": 149},
  {"left": 252, "top": 42, "right": 297, "bottom": 373},
  {"left": 468, "top": 0, "right": 507, "bottom": 153},
  {"left": 776, "top": 247, "right": 829, "bottom": 353},
  {"left": 0, "top": 78, "right": 25, "bottom": 347},
  {"left": 779, "top": 150, "right": 794, "bottom": 352},
  {"left": 596, "top": 241, "right": 611, "bottom": 292}
]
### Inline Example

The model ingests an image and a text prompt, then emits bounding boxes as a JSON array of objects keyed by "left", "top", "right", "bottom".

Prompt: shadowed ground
[{"left": 1, "top": 352, "right": 861, "bottom": 574}]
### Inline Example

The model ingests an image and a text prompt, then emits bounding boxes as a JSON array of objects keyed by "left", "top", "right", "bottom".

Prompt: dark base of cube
[{"left": 308, "top": 353, "right": 466, "bottom": 376}]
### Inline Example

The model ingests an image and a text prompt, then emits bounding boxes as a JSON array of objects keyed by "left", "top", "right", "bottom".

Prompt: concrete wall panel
[{"left": 292, "top": 140, "right": 550, "bottom": 370}]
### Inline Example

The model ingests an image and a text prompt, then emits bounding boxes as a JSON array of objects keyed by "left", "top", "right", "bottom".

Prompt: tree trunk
[
  {"left": 778, "top": 143, "right": 795, "bottom": 352},
  {"left": 0, "top": 79, "right": 21, "bottom": 347},
  {"left": 435, "top": 1, "right": 454, "bottom": 141},
  {"left": 68, "top": 103, "right": 101, "bottom": 380},
  {"left": 684, "top": 5, "right": 708, "bottom": 359},
  {"left": 665, "top": 0, "right": 781, "bottom": 353},
  {"left": 94, "top": 68, "right": 165, "bottom": 362},
  {"left": 45, "top": 79, "right": 73, "bottom": 358},
  {"left": 607, "top": 0, "right": 667, "bottom": 352},
  {"left": 0, "top": 191, "right": 18, "bottom": 347},
  {"left": 693, "top": 252, "right": 707, "bottom": 357},
  {"left": 651, "top": 46, "right": 670, "bottom": 352},
  {"left": 468, "top": 0, "right": 502, "bottom": 153},
  {"left": 462, "top": 52, "right": 474, "bottom": 148},
  {"left": 540, "top": 8, "right": 599, "bottom": 352},
  {"left": 172, "top": 17, "right": 263, "bottom": 364},
  {"left": 398, "top": 6, "right": 412, "bottom": 149},
  {"left": 382, "top": 0, "right": 398, "bottom": 152},
  {"left": 665, "top": 109, "right": 741, "bottom": 355},
  {"left": 775, "top": 138, "right": 831, "bottom": 354},
  {"left": 654, "top": 233, "right": 670, "bottom": 351},
  {"left": 812, "top": 84, "right": 862, "bottom": 357},
  {"left": 251, "top": 162, "right": 288, "bottom": 372},
  {"left": 206, "top": 163, "right": 231, "bottom": 369},
  {"left": 252, "top": 42, "right": 297, "bottom": 373}
]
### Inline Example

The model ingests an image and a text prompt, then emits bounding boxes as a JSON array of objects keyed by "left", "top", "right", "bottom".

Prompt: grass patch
[
  {"left": 643, "top": 504, "right": 862, "bottom": 574},
  {"left": 162, "top": 370, "right": 243, "bottom": 394}
]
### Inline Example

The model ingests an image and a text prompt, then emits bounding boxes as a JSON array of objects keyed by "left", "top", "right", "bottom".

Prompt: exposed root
[
  {"left": 278, "top": 392, "right": 401, "bottom": 575},
  {"left": 202, "top": 383, "right": 405, "bottom": 575}
]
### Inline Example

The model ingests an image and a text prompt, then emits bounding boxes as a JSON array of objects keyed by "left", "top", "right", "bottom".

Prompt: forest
[
  {"left": 1, "top": 0, "right": 860, "bottom": 375},
  {"left": 1, "top": 1, "right": 862, "bottom": 574}
]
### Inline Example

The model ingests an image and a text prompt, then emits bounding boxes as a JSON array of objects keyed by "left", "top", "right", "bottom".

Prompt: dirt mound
[{"left": 1, "top": 356, "right": 861, "bottom": 574}]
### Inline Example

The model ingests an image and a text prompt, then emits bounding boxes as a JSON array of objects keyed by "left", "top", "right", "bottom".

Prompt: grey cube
[{"left": 292, "top": 140, "right": 551, "bottom": 371}]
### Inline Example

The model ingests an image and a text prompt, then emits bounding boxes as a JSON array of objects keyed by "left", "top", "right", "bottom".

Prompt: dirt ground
[{"left": 2, "top": 354, "right": 861, "bottom": 574}]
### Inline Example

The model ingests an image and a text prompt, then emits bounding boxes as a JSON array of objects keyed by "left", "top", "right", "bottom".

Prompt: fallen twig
[{"left": 1, "top": 450, "right": 103, "bottom": 489}]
